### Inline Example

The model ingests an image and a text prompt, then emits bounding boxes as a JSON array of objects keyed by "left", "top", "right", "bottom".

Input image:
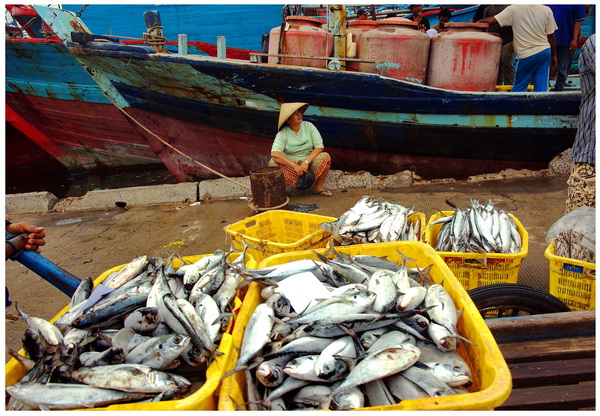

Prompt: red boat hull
[
  {"left": 6, "top": 92, "right": 162, "bottom": 171},
  {"left": 125, "top": 107, "right": 548, "bottom": 182}
]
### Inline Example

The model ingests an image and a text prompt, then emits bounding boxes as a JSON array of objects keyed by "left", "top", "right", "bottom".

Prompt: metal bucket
[{"left": 249, "top": 166, "right": 288, "bottom": 212}]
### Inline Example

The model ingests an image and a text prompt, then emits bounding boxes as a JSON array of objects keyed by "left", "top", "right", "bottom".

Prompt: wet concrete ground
[{"left": 5, "top": 174, "right": 570, "bottom": 362}]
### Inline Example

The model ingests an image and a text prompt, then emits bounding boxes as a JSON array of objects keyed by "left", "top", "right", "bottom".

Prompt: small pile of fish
[
  {"left": 554, "top": 230, "right": 595, "bottom": 263},
  {"left": 433, "top": 199, "right": 521, "bottom": 254},
  {"left": 6, "top": 248, "right": 250, "bottom": 411},
  {"left": 321, "top": 196, "right": 421, "bottom": 245},
  {"left": 225, "top": 245, "right": 473, "bottom": 410}
]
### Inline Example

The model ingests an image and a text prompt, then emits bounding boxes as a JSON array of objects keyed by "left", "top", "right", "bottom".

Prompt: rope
[
  {"left": 75, "top": 5, "right": 88, "bottom": 18},
  {"left": 101, "top": 91, "right": 251, "bottom": 190},
  {"left": 8, "top": 15, "right": 37, "bottom": 39},
  {"left": 143, "top": 25, "right": 168, "bottom": 53}
]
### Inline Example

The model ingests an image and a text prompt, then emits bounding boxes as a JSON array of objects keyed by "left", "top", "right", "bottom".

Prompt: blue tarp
[{"left": 62, "top": 4, "right": 285, "bottom": 51}]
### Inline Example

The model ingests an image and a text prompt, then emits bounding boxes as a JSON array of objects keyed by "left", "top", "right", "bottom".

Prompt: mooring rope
[
  {"left": 99, "top": 89, "right": 251, "bottom": 190},
  {"left": 143, "top": 25, "right": 168, "bottom": 53}
]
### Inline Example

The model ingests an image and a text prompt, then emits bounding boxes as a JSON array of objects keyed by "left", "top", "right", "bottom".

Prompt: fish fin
[
  {"left": 314, "top": 251, "right": 331, "bottom": 264},
  {"left": 445, "top": 199, "right": 458, "bottom": 209},
  {"left": 455, "top": 333, "right": 477, "bottom": 346},
  {"left": 395, "top": 250, "right": 415, "bottom": 267},
  {"left": 228, "top": 395, "right": 245, "bottom": 411}
]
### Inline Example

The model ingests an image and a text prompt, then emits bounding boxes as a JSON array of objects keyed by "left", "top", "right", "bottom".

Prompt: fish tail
[{"left": 220, "top": 364, "right": 249, "bottom": 382}]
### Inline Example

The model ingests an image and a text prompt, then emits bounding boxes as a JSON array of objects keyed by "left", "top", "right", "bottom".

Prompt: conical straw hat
[{"left": 278, "top": 102, "right": 309, "bottom": 130}]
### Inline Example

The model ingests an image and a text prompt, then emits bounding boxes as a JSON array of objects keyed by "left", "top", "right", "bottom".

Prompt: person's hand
[
  {"left": 569, "top": 39, "right": 578, "bottom": 51},
  {"left": 551, "top": 55, "right": 558, "bottom": 69},
  {"left": 6, "top": 222, "right": 46, "bottom": 253},
  {"left": 293, "top": 162, "right": 306, "bottom": 176}
]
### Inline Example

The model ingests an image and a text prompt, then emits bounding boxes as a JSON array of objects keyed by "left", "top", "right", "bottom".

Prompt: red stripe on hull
[{"left": 6, "top": 92, "right": 162, "bottom": 171}]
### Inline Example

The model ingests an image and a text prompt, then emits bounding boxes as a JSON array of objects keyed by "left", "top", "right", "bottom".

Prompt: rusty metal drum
[
  {"left": 358, "top": 17, "right": 430, "bottom": 84},
  {"left": 268, "top": 15, "right": 334, "bottom": 69},
  {"left": 346, "top": 20, "right": 378, "bottom": 72},
  {"left": 427, "top": 22, "right": 502, "bottom": 92}
]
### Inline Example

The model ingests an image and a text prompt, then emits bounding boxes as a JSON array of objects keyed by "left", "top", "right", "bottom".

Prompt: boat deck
[{"left": 489, "top": 311, "right": 596, "bottom": 410}]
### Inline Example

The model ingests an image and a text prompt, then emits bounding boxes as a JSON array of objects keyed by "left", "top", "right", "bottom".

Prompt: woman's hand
[{"left": 294, "top": 161, "right": 307, "bottom": 175}]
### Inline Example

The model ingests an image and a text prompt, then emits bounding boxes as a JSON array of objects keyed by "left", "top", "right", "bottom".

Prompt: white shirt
[{"left": 494, "top": 4, "right": 558, "bottom": 60}]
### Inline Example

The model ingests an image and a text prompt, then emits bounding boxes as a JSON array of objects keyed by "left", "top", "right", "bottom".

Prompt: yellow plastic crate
[
  {"left": 5, "top": 252, "right": 253, "bottom": 411},
  {"left": 224, "top": 210, "right": 336, "bottom": 262},
  {"left": 545, "top": 241, "right": 596, "bottom": 311},
  {"left": 424, "top": 210, "right": 529, "bottom": 290},
  {"left": 218, "top": 241, "right": 512, "bottom": 411}
]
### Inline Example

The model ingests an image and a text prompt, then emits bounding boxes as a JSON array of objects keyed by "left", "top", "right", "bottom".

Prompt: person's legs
[
  {"left": 531, "top": 48, "right": 551, "bottom": 92},
  {"left": 512, "top": 56, "right": 535, "bottom": 92},
  {"left": 566, "top": 162, "right": 596, "bottom": 214},
  {"left": 309, "top": 152, "right": 332, "bottom": 195},
  {"left": 498, "top": 43, "right": 515, "bottom": 85},
  {"left": 553, "top": 46, "right": 571, "bottom": 90}
]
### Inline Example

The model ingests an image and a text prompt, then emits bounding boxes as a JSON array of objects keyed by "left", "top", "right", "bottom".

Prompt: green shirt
[{"left": 271, "top": 121, "right": 324, "bottom": 162}]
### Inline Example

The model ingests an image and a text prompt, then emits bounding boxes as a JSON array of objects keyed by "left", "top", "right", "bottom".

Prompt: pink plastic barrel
[
  {"left": 358, "top": 17, "right": 430, "bottom": 84},
  {"left": 268, "top": 16, "right": 334, "bottom": 69},
  {"left": 427, "top": 22, "right": 502, "bottom": 91}
]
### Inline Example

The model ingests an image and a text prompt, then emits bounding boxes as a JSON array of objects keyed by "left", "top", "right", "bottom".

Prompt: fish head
[{"left": 316, "top": 357, "right": 349, "bottom": 381}]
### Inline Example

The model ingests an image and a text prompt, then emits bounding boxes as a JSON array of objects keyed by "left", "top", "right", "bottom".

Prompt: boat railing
[{"left": 249, "top": 52, "right": 374, "bottom": 63}]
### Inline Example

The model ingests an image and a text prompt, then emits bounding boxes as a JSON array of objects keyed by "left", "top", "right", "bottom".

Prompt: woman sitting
[{"left": 269, "top": 102, "right": 332, "bottom": 197}]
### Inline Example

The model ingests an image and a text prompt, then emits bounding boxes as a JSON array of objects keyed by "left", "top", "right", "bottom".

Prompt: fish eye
[{"left": 174, "top": 335, "right": 182, "bottom": 343}]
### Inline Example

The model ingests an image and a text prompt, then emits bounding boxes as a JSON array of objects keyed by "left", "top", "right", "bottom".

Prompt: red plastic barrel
[
  {"left": 346, "top": 20, "right": 378, "bottom": 72},
  {"left": 358, "top": 17, "right": 430, "bottom": 83},
  {"left": 268, "top": 16, "right": 334, "bottom": 69},
  {"left": 427, "top": 22, "right": 502, "bottom": 91}
]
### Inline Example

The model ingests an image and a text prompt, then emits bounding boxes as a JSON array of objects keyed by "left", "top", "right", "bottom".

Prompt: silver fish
[
  {"left": 315, "top": 336, "right": 356, "bottom": 380},
  {"left": 5, "top": 382, "right": 151, "bottom": 410},
  {"left": 427, "top": 322, "right": 459, "bottom": 352},
  {"left": 79, "top": 347, "right": 124, "bottom": 367},
  {"left": 291, "top": 384, "right": 332, "bottom": 408},
  {"left": 256, "top": 360, "right": 286, "bottom": 387},
  {"left": 124, "top": 333, "right": 190, "bottom": 369},
  {"left": 367, "top": 330, "right": 413, "bottom": 352},
  {"left": 70, "top": 277, "right": 94, "bottom": 307},
  {"left": 285, "top": 287, "right": 375, "bottom": 324},
  {"left": 424, "top": 284, "right": 459, "bottom": 335},
  {"left": 361, "top": 379, "right": 395, "bottom": 407},
  {"left": 113, "top": 327, "right": 150, "bottom": 353},
  {"left": 65, "top": 363, "right": 188, "bottom": 393},
  {"left": 385, "top": 373, "right": 430, "bottom": 401},
  {"left": 400, "top": 365, "right": 456, "bottom": 397},
  {"left": 368, "top": 269, "right": 398, "bottom": 313},
  {"left": 182, "top": 250, "right": 226, "bottom": 289},
  {"left": 329, "top": 344, "right": 421, "bottom": 398},
  {"left": 103, "top": 255, "right": 148, "bottom": 290},
  {"left": 283, "top": 355, "right": 323, "bottom": 382},
  {"left": 225, "top": 303, "right": 274, "bottom": 376},
  {"left": 123, "top": 306, "right": 160, "bottom": 333},
  {"left": 15, "top": 303, "right": 63, "bottom": 346}
]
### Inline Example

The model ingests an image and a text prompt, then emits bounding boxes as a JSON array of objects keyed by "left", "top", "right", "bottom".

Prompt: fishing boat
[
  {"left": 35, "top": 5, "right": 582, "bottom": 182},
  {"left": 5, "top": 4, "right": 275, "bottom": 172}
]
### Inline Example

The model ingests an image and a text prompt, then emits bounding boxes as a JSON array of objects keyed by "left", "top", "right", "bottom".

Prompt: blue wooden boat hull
[
  {"left": 34, "top": 5, "right": 580, "bottom": 181},
  {"left": 61, "top": 38, "right": 579, "bottom": 180},
  {"left": 5, "top": 38, "right": 162, "bottom": 170}
]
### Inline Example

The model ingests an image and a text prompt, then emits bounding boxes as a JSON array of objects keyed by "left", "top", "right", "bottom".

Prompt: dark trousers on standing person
[
  {"left": 497, "top": 43, "right": 515, "bottom": 85},
  {"left": 553, "top": 45, "right": 573, "bottom": 91}
]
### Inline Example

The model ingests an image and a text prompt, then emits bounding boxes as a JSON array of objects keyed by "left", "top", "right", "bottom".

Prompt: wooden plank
[
  {"left": 497, "top": 383, "right": 596, "bottom": 410},
  {"left": 509, "top": 358, "right": 596, "bottom": 387},
  {"left": 498, "top": 336, "right": 596, "bottom": 363},
  {"left": 486, "top": 311, "right": 596, "bottom": 343}
]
